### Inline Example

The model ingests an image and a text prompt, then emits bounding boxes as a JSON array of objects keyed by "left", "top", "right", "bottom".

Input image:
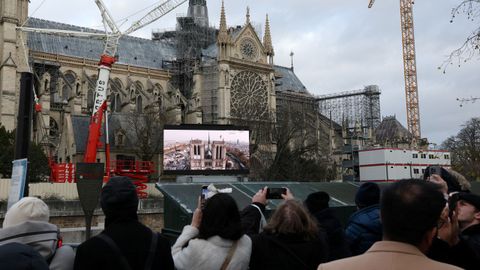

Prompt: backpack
[{"left": 0, "top": 242, "right": 49, "bottom": 270}]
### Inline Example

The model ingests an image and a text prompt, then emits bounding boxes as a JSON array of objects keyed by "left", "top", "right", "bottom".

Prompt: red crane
[{"left": 21, "top": 0, "right": 187, "bottom": 197}]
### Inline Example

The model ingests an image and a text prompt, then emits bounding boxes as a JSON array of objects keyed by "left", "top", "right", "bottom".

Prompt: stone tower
[
  {"left": 0, "top": 0, "right": 29, "bottom": 130},
  {"left": 187, "top": 0, "right": 209, "bottom": 28}
]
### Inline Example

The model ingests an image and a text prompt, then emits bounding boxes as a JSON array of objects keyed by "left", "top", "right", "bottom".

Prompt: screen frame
[{"left": 162, "top": 124, "right": 250, "bottom": 176}]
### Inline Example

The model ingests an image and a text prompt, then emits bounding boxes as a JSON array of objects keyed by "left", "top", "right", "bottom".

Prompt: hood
[{"left": 0, "top": 220, "right": 59, "bottom": 260}]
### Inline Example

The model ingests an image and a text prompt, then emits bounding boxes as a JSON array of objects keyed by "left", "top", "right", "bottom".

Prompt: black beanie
[
  {"left": 305, "top": 191, "right": 330, "bottom": 214},
  {"left": 458, "top": 193, "right": 480, "bottom": 211},
  {"left": 355, "top": 182, "right": 380, "bottom": 208},
  {"left": 101, "top": 176, "right": 139, "bottom": 217}
]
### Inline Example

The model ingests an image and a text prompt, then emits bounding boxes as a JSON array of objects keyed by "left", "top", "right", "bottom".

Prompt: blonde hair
[{"left": 264, "top": 200, "right": 318, "bottom": 240}]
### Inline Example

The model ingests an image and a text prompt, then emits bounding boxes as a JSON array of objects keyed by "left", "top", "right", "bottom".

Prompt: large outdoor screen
[{"left": 163, "top": 125, "right": 250, "bottom": 175}]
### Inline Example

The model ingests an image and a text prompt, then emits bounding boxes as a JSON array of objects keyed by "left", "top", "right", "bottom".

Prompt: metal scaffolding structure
[
  {"left": 153, "top": 11, "right": 216, "bottom": 99},
  {"left": 317, "top": 85, "right": 381, "bottom": 130}
]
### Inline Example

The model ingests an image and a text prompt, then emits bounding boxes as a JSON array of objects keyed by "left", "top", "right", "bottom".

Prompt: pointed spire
[
  {"left": 263, "top": 14, "right": 274, "bottom": 56},
  {"left": 217, "top": 0, "right": 231, "bottom": 44},
  {"left": 290, "top": 51, "right": 295, "bottom": 70},
  {"left": 246, "top": 6, "right": 251, "bottom": 25}
]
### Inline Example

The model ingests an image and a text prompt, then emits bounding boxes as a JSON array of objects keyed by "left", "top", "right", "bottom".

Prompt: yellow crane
[{"left": 369, "top": 0, "right": 421, "bottom": 143}]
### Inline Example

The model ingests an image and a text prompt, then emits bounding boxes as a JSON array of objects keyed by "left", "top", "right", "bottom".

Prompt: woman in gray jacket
[
  {"left": 172, "top": 193, "right": 252, "bottom": 270},
  {"left": 0, "top": 197, "right": 75, "bottom": 270}
]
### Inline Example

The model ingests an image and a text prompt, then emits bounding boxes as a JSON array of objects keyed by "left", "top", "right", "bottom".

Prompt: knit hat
[
  {"left": 305, "top": 191, "right": 330, "bottom": 214},
  {"left": 458, "top": 193, "right": 480, "bottom": 211},
  {"left": 3, "top": 197, "right": 50, "bottom": 228},
  {"left": 355, "top": 182, "right": 380, "bottom": 208},
  {"left": 101, "top": 176, "right": 139, "bottom": 217}
]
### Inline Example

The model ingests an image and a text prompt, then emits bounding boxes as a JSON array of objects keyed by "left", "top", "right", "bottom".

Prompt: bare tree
[
  {"left": 127, "top": 103, "right": 166, "bottom": 161},
  {"left": 442, "top": 117, "right": 480, "bottom": 181},
  {"left": 234, "top": 106, "right": 332, "bottom": 182},
  {"left": 441, "top": 1, "right": 480, "bottom": 72}
]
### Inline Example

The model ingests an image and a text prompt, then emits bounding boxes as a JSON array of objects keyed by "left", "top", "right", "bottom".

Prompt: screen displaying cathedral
[{"left": 163, "top": 128, "right": 249, "bottom": 173}]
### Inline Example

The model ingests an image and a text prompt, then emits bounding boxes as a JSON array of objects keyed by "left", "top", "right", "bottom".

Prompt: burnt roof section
[
  {"left": 274, "top": 65, "right": 308, "bottom": 94},
  {"left": 26, "top": 18, "right": 176, "bottom": 69},
  {"left": 375, "top": 115, "right": 413, "bottom": 143}
]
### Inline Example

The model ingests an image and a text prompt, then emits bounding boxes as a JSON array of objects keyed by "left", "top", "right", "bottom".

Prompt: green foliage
[
  {"left": 0, "top": 125, "right": 49, "bottom": 182},
  {"left": 28, "top": 142, "right": 50, "bottom": 182},
  {"left": 0, "top": 126, "right": 15, "bottom": 177},
  {"left": 442, "top": 117, "right": 480, "bottom": 181}
]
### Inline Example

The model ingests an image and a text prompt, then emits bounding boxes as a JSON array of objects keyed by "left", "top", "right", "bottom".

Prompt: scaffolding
[
  {"left": 153, "top": 13, "right": 217, "bottom": 99},
  {"left": 317, "top": 85, "right": 381, "bottom": 130}
]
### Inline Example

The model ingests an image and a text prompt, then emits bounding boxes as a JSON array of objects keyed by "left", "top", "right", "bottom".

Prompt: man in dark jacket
[
  {"left": 456, "top": 193, "right": 480, "bottom": 252},
  {"left": 305, "top": 191, "right": 350, "bottom": 261},
  {"left": 74, "top": 176, "right": 174, "bottom": 270},
  {"left": 344, "top": 182, "right": 382, "bottom": 255}
]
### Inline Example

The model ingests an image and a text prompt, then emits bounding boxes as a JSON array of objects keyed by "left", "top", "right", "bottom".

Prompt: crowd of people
[{"left": 0, "top": 168, "right": 479, "bottom": 270}]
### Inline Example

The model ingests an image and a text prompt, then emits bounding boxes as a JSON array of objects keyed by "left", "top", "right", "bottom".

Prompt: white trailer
[{"left": 359, "top": 148, "right": 451, "bottom": 181}]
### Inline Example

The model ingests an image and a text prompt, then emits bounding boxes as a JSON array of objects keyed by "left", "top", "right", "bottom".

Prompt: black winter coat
[
  {"left": 249, "top": 232, "right": 329, "bottom": 270},
  {"left": 312, "top": 208, "right": 351, "bottom": 261},
  {"left": 428, "top": 223, "right": 480, "bottom": 270},
  {"left": 240, "top": 202, "right": 266, "bottom": 236},
  {"left": 74, "top": 218, "right": 174, "bottom": 270},
  {"left": 0, "top": 242, "right": 49, "bottom": 270}
]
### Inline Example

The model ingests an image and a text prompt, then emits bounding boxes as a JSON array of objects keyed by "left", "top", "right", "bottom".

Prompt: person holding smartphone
[
  {"left": 248, "top": 189, "right": 329, "bottom": 270},
  {"left": 172, "top": 193, "right": 252, "bottom": 270},
  {"left": 426, "top": 171, "right": 480, "bottom": 270}
]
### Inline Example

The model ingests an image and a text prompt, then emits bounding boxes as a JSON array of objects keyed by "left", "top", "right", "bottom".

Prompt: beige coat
[{"left": 318, "top": 241, "right": 462, "bottom": 270}]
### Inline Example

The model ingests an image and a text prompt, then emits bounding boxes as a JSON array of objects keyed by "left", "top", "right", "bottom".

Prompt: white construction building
[{"left": 359, "top": 148, "right": 451, "bottom": 181}]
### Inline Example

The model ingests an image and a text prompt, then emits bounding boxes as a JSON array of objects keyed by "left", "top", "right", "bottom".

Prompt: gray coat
[{"left": 0, "top": 220, "right": 75, "bottom": 270}]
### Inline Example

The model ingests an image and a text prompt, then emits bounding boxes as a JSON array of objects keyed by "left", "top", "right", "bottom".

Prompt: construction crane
[
  {"left": 19, "top": 0, "right": 187, "bottom": 195},
  {"left": 368, "top": 0, "right": 421, "bottom": 143}
]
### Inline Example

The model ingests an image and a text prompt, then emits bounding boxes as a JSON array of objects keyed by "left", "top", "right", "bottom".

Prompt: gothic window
[
  {"left": 62, "top": 72, "right": 76, "bottom": 102},
  {"left": 136, "top": 96, "right": 143, "bottom": 113},
  {"left": 153, "top": 83, "right": 163, "bottom": 96},
  {"left": 240, "top": 38, "right": 258, "bottom": 60},
  {"left": 86, "top": 75, "right": 97, "bottom": 112},
  {"left": 49, "top": 118, "right": 59, "bottom": 137},
  {"left": 230, "top": 71, "right": 268, "bottom": 120},
  {"left": 43, "top": 79, "right": 49, "bottom": 93},
  {"left": 115, "top": 130, "right": 126, "bottom": 147},
  {"left": 110, "top": 93, "right": 121, "bottom": 112}
]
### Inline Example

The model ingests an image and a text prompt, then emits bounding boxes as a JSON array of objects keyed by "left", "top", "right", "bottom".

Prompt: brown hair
[{"left": 264, "top": 200, "right": 318, "bottom": 240}]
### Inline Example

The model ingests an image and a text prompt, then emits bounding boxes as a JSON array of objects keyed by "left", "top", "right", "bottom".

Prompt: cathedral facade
[{"left": 0, "top": 0, "right": 341, "bottom": 180}]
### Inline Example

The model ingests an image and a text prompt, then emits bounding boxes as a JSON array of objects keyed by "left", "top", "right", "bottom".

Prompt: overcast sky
[{"left": 28, "top": 0, "right": 479, "bottom": 147}]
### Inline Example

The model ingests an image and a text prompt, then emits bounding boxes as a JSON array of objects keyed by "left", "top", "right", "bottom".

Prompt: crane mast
[
  {"left": 20, "top": 0, "right": 188, "bottom": 184},
  {"left": 83, "top": 0, "right": 187, "bottom": 163},
  {"left": 369, "top": 0, "right": 421, "bottom": 143}
]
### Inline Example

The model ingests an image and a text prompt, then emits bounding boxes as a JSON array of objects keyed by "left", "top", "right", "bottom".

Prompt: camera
[{"left": 266, "top": 187, "right": 287, "bottom": 199}]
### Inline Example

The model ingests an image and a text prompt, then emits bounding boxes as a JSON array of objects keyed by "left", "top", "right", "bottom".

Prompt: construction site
[
  {"left": 0, "top": 0, "right": 460, "bottom": 186},
  {"left": 1, "top": 0, "right": 479, "bottom": 254}
]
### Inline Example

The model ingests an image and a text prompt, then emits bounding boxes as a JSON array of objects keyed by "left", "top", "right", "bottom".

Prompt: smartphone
[
  {"left": 201, "top": 185, "right": 208, "bottom": 208},
  {"left": 428, "top": 166, "right": 442, "bottom": 177},
  {"left": 266, "top": 187, "right": 287, "bottom": 199}
]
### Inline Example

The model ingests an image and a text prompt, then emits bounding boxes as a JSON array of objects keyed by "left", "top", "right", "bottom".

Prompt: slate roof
[
  {"left": 375, "top": 116, "right": 413, "bottom": 143},
  {"left": 274, "top": 65, "right": 308, "bottom": 94},
  {"left": 26, "top": 18, "right": 176, "bottom": 69}
]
